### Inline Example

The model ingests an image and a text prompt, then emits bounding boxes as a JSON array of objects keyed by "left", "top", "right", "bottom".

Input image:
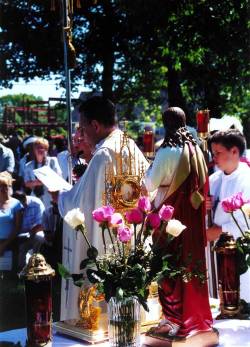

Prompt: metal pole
[{"left": 62, "top": 0, "right": 73, "bottom": 184}]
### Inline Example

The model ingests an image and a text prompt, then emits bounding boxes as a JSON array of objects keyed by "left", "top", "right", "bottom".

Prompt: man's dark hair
[
  {"left": 208, "top": 129, "right": 246, "bottom": 156},
  {"left": 79, "top": 96, "right": 116, "bottom": 127}
]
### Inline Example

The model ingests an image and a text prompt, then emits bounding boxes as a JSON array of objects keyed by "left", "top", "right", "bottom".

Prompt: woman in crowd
[
  {"left": 24, "top": 137, "right": 62, "bottom": 208},
  {"left": 0, "top": 172, "right": 23, "bottom": 262}
]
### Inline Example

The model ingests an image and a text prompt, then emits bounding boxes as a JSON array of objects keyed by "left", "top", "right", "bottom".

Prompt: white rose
[
  {"left": 166, "top": 219, "right": 186, "bottom": 237},
  {"left": 64, "top": 208, "right": 85, "bottom": 229},
  {"left": 242, "top": 203, "right": 250, "bottom": 218}
]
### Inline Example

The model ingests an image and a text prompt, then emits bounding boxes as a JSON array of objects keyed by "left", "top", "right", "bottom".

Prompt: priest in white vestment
[
  {"left": 207, "top": 129, "right": 250, "bottom": 303},
  {"left": 58, "top": 97, "right": 149, "bottom": 319}
]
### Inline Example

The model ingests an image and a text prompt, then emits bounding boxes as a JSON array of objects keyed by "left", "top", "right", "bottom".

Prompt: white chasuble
[{"left": 58, "top": 129, "right": 149, "bottom": 319}]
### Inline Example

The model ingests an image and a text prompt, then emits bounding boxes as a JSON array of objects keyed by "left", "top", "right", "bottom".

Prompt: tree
[{"left": 0, "top": 0, "right": 249, "bottom": 121}]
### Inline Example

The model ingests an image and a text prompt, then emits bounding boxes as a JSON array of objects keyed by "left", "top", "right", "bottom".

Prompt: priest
[{"left": 58, "top": 96, "right": 149, "bottom": 319}]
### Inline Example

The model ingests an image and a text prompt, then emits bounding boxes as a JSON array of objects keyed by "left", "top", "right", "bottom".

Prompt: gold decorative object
[
  {"left": 77, "top": 285, "right": 105, "bottom": 330},
  {"left": 19, "top": 253, "right": 55, "bottom": 281},
  {"left": 103, "top": 132, "right": 145, "bottom": 213}
]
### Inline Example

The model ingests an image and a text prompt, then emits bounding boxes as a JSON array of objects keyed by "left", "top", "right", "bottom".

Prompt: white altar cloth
[{"left": 0, "top": 320, "right": 249, "bottom": 346}]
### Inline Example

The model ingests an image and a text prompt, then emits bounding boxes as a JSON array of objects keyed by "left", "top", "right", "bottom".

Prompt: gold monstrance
[{"left": 103, "top": 132, "right": 145, "bottom": 213}]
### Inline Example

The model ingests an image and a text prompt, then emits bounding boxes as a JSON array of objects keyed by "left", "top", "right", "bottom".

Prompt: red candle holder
[
  {"left": 19, "top": 253, "right": 55, "bottom": 346},
  {"left": 143, "top": 127, "right": 154, "bottom": 158},
  {"left": 196, "top": 109, "right": 210, "bottom": 136},
  {"left": 214, "top": 233, "right": 240, "bottom": 318}
]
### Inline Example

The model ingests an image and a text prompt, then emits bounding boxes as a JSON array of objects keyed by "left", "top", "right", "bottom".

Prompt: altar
[{"left": 0, "top": 320, "right": 250, "bottom": 347}]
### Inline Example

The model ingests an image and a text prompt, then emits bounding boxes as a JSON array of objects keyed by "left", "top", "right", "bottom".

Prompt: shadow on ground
[{"left": 0, "top": 272, "right": 61, "bottom": 332}]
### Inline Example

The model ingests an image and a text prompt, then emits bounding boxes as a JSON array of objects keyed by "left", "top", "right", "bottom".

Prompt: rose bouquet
[
  {"left": 221, "top": 192, "right": 250, "bottom": 274},
  {"left": 60, "top": 196, "right": 197, "bottom": 311}
]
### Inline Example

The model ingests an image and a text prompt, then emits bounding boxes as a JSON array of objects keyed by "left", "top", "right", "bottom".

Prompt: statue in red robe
[{"left": 145, "top": 107, "right": 213, "bottom": 339}]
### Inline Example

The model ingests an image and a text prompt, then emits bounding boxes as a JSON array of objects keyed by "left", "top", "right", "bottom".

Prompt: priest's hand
[{"left": 206, "top": 224, "right": 222, "bottom": 242}]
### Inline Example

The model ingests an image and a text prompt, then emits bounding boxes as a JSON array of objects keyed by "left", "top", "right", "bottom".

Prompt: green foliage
[
  {"left": 0, "top": 94, "right": 42, "bottom": 106},
  {"left": 236, "top": 232, "right": 250, "bottom": 275},
  {"left": 57, "top": 263, "right": 71, "bottom": 279},
  {"left": 0, "top": 1, "right": 249, "bottom": 121}
]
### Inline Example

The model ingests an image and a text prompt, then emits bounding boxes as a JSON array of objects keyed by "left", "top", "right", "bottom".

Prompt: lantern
[
  {"left": 19, "top": 253, "right": 55, "bottom": 346},
  {"left": 196, "top": 109, "right": 210, "bottom": 137},
  {"left": 214, "top": 233, "right": 240, "bottom": 318},
  {"left": 143, "top": 126, "right": 154, "bottom": 158}
]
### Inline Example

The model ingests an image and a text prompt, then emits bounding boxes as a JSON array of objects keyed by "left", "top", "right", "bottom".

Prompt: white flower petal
[
  {"left": 166, "top": 219, "right": 186, "bottom": 237},
  {"left": 64, "top": 208, "right": 85, "bottom": 229}
]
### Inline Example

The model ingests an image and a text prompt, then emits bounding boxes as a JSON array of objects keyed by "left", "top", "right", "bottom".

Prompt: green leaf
[
  {"left": 72, "top": 274, "right": 85, "bottom": 282},
  {"left": 80, "top": 258, "right": 94, "bottom": 270},
  {"left": 116, "top": 287, "right": 124, "bottom": 300},
  {"left": 246, "top": 255, "right": 250, "bottom": 267},
  {"left": 87, "top": 246, "right": 98, "bottom": 260},
  {"left": 57, "top": 263, "right": 71, "bottom": 279},
  {"left": 74, "top": 279, "right": 85, "bottom": 287},
  {"left": 86, "top": 269, "right": 102, "bottom": 284}
]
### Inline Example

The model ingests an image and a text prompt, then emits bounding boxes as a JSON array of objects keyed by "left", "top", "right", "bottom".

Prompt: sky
[{"left": 0, "top": 77, "right": 81, "bottom": 100}]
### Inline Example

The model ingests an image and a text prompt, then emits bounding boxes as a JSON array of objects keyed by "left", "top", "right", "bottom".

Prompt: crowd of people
[
  {"left": 0, "top": 126, "right": 91, "bottom": 272},
  {"left": 0, "top": 96, "right": 249, "bottom": 340}
]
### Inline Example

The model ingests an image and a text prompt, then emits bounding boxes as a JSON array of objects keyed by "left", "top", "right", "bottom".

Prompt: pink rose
[
  {"left": 108, "top": 213, "right": 124, "bottom": 228},
  {"left": 138, "top": 196, "right": 151, "bottom": 213},
  {"left": 92, "top": 205, "right": 115, "bottom": 223},
  {"left": 125, "top": 208, "right": 144, "bottom": 224},
  {"left": 159, "top": 204, "right": 174, "bottom": 221},
  {"left": 221, "top": 192, "right": 247, "bottom": 213},
  {"left": 146, "top": 213, "right": 161, "bottom": 229},
  {"left": 117, "top": 226, "right": 133, "bottom": 243}
]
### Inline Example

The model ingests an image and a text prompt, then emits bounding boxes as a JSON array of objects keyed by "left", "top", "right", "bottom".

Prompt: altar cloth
[{"left": 0, "top": 320, "right": 249, "bottom": 346}]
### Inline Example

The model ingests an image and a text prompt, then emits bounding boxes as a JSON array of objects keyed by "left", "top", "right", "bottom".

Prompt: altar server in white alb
[
  {"left": 207, "top": 129, "right": 250, "bottom": 303},
  {"left": 58, "top": 96, "right": 149, "bottom": 319}
]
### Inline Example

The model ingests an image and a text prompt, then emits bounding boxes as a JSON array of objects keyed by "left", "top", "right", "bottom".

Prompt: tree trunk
[
  {"left": 101, "top": 1, "right": 114, "bottom": 100},
  {"left": 167, "top": 59, "right": 187, "bottom": 114}
]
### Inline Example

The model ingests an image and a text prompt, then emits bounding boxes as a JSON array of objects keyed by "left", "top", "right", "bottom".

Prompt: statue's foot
[
  {"left": 146, "top": 319, "right": 182, "bottom": 341},
  {"left": 143, "top": 327, "right": 219, "bottom": 347}
]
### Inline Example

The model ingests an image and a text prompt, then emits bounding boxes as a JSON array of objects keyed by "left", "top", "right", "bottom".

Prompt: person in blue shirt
[
  {"left": 12, "top": 191, "right": 45, "bottom": 269},
  {"left": 0, "top": 143, "right": 15, "bottom": 174},
  {"left": 0, "top": 172, "right": 23, "bottom": 262}
]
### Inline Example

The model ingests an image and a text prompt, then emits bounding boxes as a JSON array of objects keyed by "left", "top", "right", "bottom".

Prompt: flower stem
[
  {"left": 102, "top": 226, "right": 107, "bottom": 253},
  {"left": 231, "top": 212, "right": 246, "bottom": 237},
  {"left": 136, "top": 213, "right": 145, "bottom": 245},
  {"left": 133, "top": 224, "right": 137, "bottom": 249},
  {"left": 107, "top": 226, "right": 116, "bottom": 253},
  {"left": 79, "top": 226, "right": 99, "bottom": 268},
  {"left": 240, "top": 208, "right": 250, "bottom": 230},
  {"left": 79, "top": 225, "right": 92, "bottom": 248}
]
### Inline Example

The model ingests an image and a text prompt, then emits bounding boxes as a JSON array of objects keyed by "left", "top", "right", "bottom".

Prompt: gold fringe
[{"left": 76, "top": 0, "right": 81, "bottom": 8}]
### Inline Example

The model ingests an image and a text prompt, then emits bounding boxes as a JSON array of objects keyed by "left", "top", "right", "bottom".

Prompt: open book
[{"left": 33, "top": 166, "right": 72, "bottom": 192}]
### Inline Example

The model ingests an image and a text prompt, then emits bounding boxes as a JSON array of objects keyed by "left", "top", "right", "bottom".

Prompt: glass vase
[{"left": 108, "top": 296, "right": 141, "bottom": 347}]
